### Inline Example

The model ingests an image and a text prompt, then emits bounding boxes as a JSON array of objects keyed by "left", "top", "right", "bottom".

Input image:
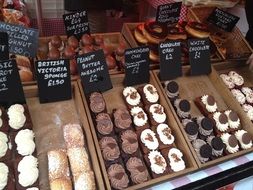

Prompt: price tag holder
[
  {"left": 156, "top": 2, "right": 182, "bottom": 25},
  {"left": 159, "top": 40, "right": 182, "bottom": 80},
  {"left": 207, "top": 8, "right": 239, "bottom": 32},
  {"left": 0, "top": 59, "right": 25, "bottom": 106},
  {"left": 188, "top": 38, "right": 211, "bottom": 76},
  {"left": 35, "top": 59, "right": 71, "bottom": 103},
  {"left": 0, "top": 22, "right": 39, "bottom": 58},
  {"left": 0, "top": 32, "right": 9, "bottom": 60},
  {"left": 63, "top": 10, "right": 90, "bottom": 40},
  {"left": 124, "top": 47, "right": 150, "bottom": 86},
  {"left": 77, "top": 49, "right": 112, "bottom": 94}
]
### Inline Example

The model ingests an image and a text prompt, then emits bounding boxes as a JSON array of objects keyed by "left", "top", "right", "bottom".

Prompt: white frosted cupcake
[
  {"left": 224, "top": 110, "right": 240, "bottom": 130},
  {"left": 220, "top": 133, "right": 239, "bottom": 154},
  {"left": 130, "top": 106, "right": 149, "bottom": 130},
  {"left": 235, "top": 130, "right": 252, "bottom": 150}
]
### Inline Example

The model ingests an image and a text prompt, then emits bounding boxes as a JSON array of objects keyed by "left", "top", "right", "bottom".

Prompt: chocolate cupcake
[
  {"left": 99, "top": 137, "right": 120, "bottom": 163},
  {"left": 126, "top": 157, "right": 150, "bottom": 184},
  {"left": 212, "top": 112, "right": 229, "bottom": 134},
  {"left": 120, "top": 130, "right": 139, "bottom": 157},
  {"left": 206, "top": 136, "right": 224, "bottom": 157},
  {"left": 174, "top": 99, "right": 191, "bottom": 119},
  {"left": 220, "top": 133, "right": 239, "bottom": 154},
  {"left": 107, "top": 163, "right": 129, "bottom": 189},
  {"left": 123, "top": 87, "right": 142, "bottom": 109},
  {"left": 130, "top": 106, "right": 149, "bottom": 131},
  {"left": 192, "top": 139, "right": 212, "bottom": 163},
  {"left": 164, "top": 81, "right": 179, "bottom": 102},
  {"left": 95, "top": 113, "right": 114, "bottom": 137},
  {"left": 156, "top": 123, "right": 175, "bottom": 149},
  {"left": 148, "top": 104, "right": 167, "bottom": 126},
  {"left": 113, "top": 108, "right": 132, "bottom": 133},
  {"left": 139, "top": 129, "right": 159, "bottom": 154},
  {"left": 235, "top": 130, "right": 252, "bottom": 150},
  {"left": 89, "top": 92, "right": 106, "bottom": 114},
  {"left": 195, "top": 95, "right": 217, "bottom": 116},
  {"left": 182, "top": 119, "right": 198, "bottom": 141},
  {"left": 225, "top": 110, "right": 240, "bottom": 131},
  {"left": 197, "top": 117, "right": 214, "bottom": 138},
  {"left": 139, "top": 84, "right": 159, "bottom": 105}
]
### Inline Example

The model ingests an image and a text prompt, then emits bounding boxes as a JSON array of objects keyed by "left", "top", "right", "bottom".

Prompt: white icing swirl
[
  {"left": 242, "top": 104, "right": 253, "bottom": 112},
  {"left": 168, "top": 148, "right": 185, "bottom": 172},
  {"left": 156, "top": 124, "right": 174, "bottom": 145},
  {"left": 130, "top": 107, "right": 148, "bottom": 127},
  {"left": 15, "top": 129, "right": 34, "bottom": 143},
  {"left": 220, "top": 133, "right": 239, "bottom": 153},
  {"left": 140, "top": 129, "right": 159, "bottom": 150},
  {"left": 228, "top": 71, "right": 244, "bottom": 87},
  {"left": 241, "top": 87, "right": 253, "bottom": 96},
  {"left": 0, "top": 163, "right": 8, "bottom": 190},
  {"left": 15, "top": 129, "right": 35, "bottom": 156},
  {"left": 149, "top": 104, "right": 166, "bottom": 124},
  {"left": 231, "top": 89, "right": 246, "bottom": 105},
  {"left": 8, "top": 111, "right": 26, "bottom": 130},
  {"left": 246, "top": 93, "right": 253, "bottom": 104},
  {"left": 235, "top": 130, "right": 252, "bottom": 150},
  {"left": 201, "top": 95, "right": 217, "bottom": 113},
  {"left": 0, "top": 132, "right": 8, "bottom": 158},
  {"left": 0, "top": 132, "right": 8, "bottom": 142},
  {"left": 143, "top": 84, "right": 159, "bottom": 103},
  {"left": 148, "top": 150, "right": 167, "bottom": 174},
  {"left": 220, "top": 74, "right": 235, "bottom": 89},
  {"left": 26, "top": 188, "right": 39, "bottom": 190},
  {"left": 213, "top": 112, "right": 229, "bottom": 132},
  {"left": 206, "top": 136, "right": 223, "bottom": 156},
  {"left": 8, "top": 104, "right": 24, "bottom": 113},
  {"left": 224, "top": 110, "right": 240, "bottom": 129},
  {"left": 123, "top": 87, "right": 141, "bottom": 106}
]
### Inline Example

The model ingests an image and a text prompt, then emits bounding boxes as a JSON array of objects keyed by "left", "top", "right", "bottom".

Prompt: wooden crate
[
  {"left": 23, "top": 82, "right": 105, "bottom": 190},
  {"left": 152, "top": 68, "right": 253, "bottom": 168},
  {"left": 188, "top": 6, "right": 253, "bottom": 61},
  {"left": 78, "top": 74, "right": 198, "bottom": 190}
]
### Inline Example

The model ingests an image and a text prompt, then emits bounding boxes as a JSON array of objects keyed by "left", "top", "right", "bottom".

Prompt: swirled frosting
[
  {"left": 220, "top": 133, "right": 239, "bottom": 154},
  {"left": 121, "top": 130, "right": 138, "bottom": 155},
  {"left": 220, "top": 74, "right": 235, "bottom": 89},
  {"left": 156, "top": 124, "right": 174, "bottom": 145},
  {"left": 247, "top": 109, "right": 253, "bottom": 121},
  {"left": 213, "top": 112, "right": 229, "bottom": 132},
  {"left": 0, "top": 162, "right": 8, "bottom": 190},
  {"left": 126, "top": 157, "right": 149, "bottom": 184},
  {"left": 225, "top": 110, "right": 240, "bottom": 129},
  {"left": 182, "top": 119, "right": 198, "bottom": 141},
  {"left": 228, "top": 71, "right": 244, "bottom": 87},
  {"left": 15, "top": 129, "right": 35, "bottom": 156},
  {"left": 26, "top": 188, "right": 39, "bottom": 190},
  {"left": 107, "top": 164, "right": 129, "bottom": 189},
  {"left": 197, "top": 116, "right": 213, "bottom": 136},
  {"left": 201, "top": 95, "right": 217, "bottom": 113},
  {"left": 96, "top": 113, "right": 113, "bottom": 135},
  {"left": 8, "top": 104, "right": 24, "bottom": 113},
  {"left": 0, "top": 132, "right": 8, "bottom": 158},
  {"left": 168, "top": 148, "right": 186, "bottom": 172},
  {"left": 8, "top": 110, "right": 26, "bottom": 130},
  {"left": 89, "top": 92, "right": 106, "bottom": 114},
  {"left": 99, "top": 137, "right": 120, "bottom": 161},
  {"left": 206, "top": 136, "right": 224, "bottom": 156},
  {"left": 164, "top": 81, "right": 179, "bottom": 99},
  {"left": 246, "top": 93, "right": 253, "bottom": 104},
  {"left": 242, "top": 87, "right": 253, "bottom": 96},
  {"left": 192, "top": 139, "right": 210, "bottom": 163},
  {"left": 148, "top": 150, "right": 167, "bottom": 174},
  {"left": 231, "top": 89, "right": 246, "bottom": 105},
  {"left": 130, "top": 106, "right": 148, "bottom": 127},
  {"left": 143, "top": 84, "right": 159, "bottom": 103},
  {"left": 149, "top": 104, "right": 166, "bottom": 124},
  {"left": 114, "top": 108, "right": 132, "bottom": 130},
  {"left": 235, "top": 130, "right": 252, "bottom": 150},
  {"left": 123, "top": 87, "right": 141, "bottom": 106},
  {"left": 174, "top": 99, "right": 191, "bottom": 118},
  {"left": 140, "top": 129, "right": 159, "bottom": 150},
  {"left": 18, "top": 155, "right": 39, "bottom": 187}
]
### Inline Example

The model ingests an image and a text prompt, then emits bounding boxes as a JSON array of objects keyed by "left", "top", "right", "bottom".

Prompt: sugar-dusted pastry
[
  {"left": 196, "top": 116, "right": 214, "bottom": 137},
  {"left": 231, "top": 89, "right": 246, "bottom": 105},
  {"left": 107, "top": 163, "right": 129, "bottom": 189},
  {"left": 212, "top": 112, "right": 229, "bottom": 134},
  {"left": 120, "top": 130, "right": 139, "bottom": 156},
  {"left": 67, "top": 147, "right": 91, "bottom": 175},
  {"left": 195, "top": 95, "right": 217, "bottom": 116},
  {"left": 182, "top": 119, "right": 198, "bottom": 141},
  {"left": 192, "top": 139, "right": 212, "bottom": 163},
  {"left": 174, "top": 99, "right": 191, "bottom": 119},
  {"left": 96, "top": 113, "right": 114, "bottom": 136},
  {"left": 139, "top": 84, "right": 159, "bottom": 105},
  {"left": 228, "top": 71, "right": 244, "bottom": 88},
  {"left": 130, "top": 106, "right": 149, "bottom": 131},
  {"left": 140, "top": 129, "right": 159, "bottom": 154},
  {"left": 113, "top": 108, "right": 132, "bottom": 132},
  {"left": 7, "top": 104, "right": 26, "bottom": 130},
  {"left": 50, "top": 178, "right": 73, "bottom": 190},
  {"left": 206, "top": 136, "right": 224, "bottom": 157},
  {"left": 123, "top": 87, "right": 142, "bottom": 109},
  {"left": 0, "top": 132, "right": 11, "bottom": 161},
  {"left": 235, "top": 130, "right": 252, "bottom": 150},
  {"left": 126, "top": 157, "right": 150, "bottom": 184},
  {"left": 47, "top": 149, "right": 70, "bottom": 181},
  {"left": 99, "top": 137, "right": 120, "bottom": 162},
  {"left": 73, "top": 171, "right": 96, "bottom": 190},
  {"left": 168, "top": 148, "right": 186, "bottom": 172},
  {"left": 156, "top": 123, "right": 175, "bottom": 148},
  {"left": 220, "top": 133, "right": 239, "bottom": 154},
  {"left": 164, "top": 81, "right": 179, "bottom": 101},
  {"left": 62, "top": 123, "right": 85, "bottom": 148},
  {"left": 224, "top": 110, "right": 240, "bottom": 130},
  {"left": 220, "top": 74, "right": 235, "bottom": 89},
  {"left": 148, "top": 104, "right": 167, "bottom": 126},
  {"left": 89, "top": 92, "right": 106, "bottom": 114},
  {"left": 15, "top": 129, "right": 35, "bottom": 156}
]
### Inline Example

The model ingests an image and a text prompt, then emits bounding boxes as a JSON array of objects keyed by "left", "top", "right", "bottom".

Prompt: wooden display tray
[
  {"left": 78, "top": 74, "right": 198, "bottom": 190},
  {"left": 188, "top": 6, "right": 253, "bottom": 61},
  {"left": 121, "top": 22, "right": 223, "bottom": 66},
  {"left": 23, "top": 82, "right": 104, "bottom": 190},
  {"left": 152, "top": 68, "right": 253, "bottom": 168}
]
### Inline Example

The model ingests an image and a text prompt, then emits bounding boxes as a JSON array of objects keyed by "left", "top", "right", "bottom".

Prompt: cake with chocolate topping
[
  {"left": 192, "top": 139, "right": 212, "bottom": 163},
  {"left": 212, "top": 112, "right": 229, "bottom": 135},
  {"left": 146, "top": 104, "right": 167, "bottom": 126},
  {"left": 206, "top": 136, "right": 224, "bottom": 158},
  {"left": 155, "top": 123, "right": 175, "bottom": 150},
  {"left": 182, "top": 119, "right": 198, "bottom": 141},
  {"left": 174, "top": 99, "right": 191, "bottom": 119},
  {"left": 95, "top": 113, "right": 114, "bottom": 137},
  {"left": 235, "top": 130, "right": 252, "bottom": 150},
  {"left": 123, "top": 87, "right": 142, "bottom": 109},
  {"left": 130, "top": 106, "right": 149, "bottom": 131},
  {"left": 113, "top": 108, "right": 132, "bottom": 133},
  {"left": 137, "top": 129, "right": 159, "bottom": 154},
  {"left": 195, "top": 95, "right": 218, "bottom": 116},
  {"left": 225, "top": 110, "right": 241, "bottom": 132},
  {"left": 0, "top": 132, "right": 12, "bottom": 162},
  {"left": 89, "top": 92, "right": 106, "bottom": 114},
  {"left": 220, "top": 133, "right": 239, "bottom": 155},
  {"left": 196, "top": 116, "right": 214, "bottom": 139},
  {"left": 138, "top": 84, "right": 159, "bottom": 105}
]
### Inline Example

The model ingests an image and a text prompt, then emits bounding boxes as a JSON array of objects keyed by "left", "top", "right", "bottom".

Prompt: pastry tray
[
  {"left": 23, "top": 82, "right": 105, "bottom": 190},
  {"left": 152, "top": 67, "right": 253, "bottom": 168},
  {"left": 78, "top": 73, "right": 198, "bottom": 190}
]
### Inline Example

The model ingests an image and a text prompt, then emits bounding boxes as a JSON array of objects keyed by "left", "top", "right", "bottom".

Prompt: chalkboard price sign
[
  {"left": 77, "top": 49, "right": 112, "bottom": 94},
  {"left": 0, "top": 22, "right": 39, "bottom": 58},
  {"left": 63, "top": 10, "right": 90, "bottom": 40},
  {"left": 159, "top": 40, "right": 182, "bottom": 80},
  {"left": 124, "top": 47, "right": 150, "bottom": 86},
  {"left": 35, "top": 59, "right": 71, "bottom": 103},
  {"left": 0, "top": 32, "right": 9, "bottom": 60},
  {"left": 207, "top": 8, "right": 239, "bottom": 32},
  {"left": 0, "top": 59, "right": 25, "bottom": 106},
  {"left": 188, "top": 38, "right": 211, "bottom": 75},
  {"left": 156, "top": 2, "right": 182, "bottom": 24}
]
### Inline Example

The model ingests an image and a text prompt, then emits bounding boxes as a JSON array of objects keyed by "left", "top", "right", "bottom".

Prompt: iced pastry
[
  {"left": 224, "top": 110, "right": 240, "bottom": 130},
  {"left": 192, "top": 139, "right": 212, "bottom": 163},
  {"left": 130, "top": 106, "right": 149, "bottom": 130},
  {"left": 213, "top": 112, "right": 229, "bottom": 133},
  {"left": 168, "top": 148, "right": 186, "bottom": 172},
  {"left": 220, "top": 74, "right": 235, "bottom": 89},
  {"left": 164, "top": 81, "right": 179, "bottom": 101},
  {"left": 220, "top": 133, "right": 239, "bottom": 154},
  {"left": 148, "top": 104, "right": 167, "bottom": 126},
  {"left": 231, "top": 89, "right": 246, "bottom": 105},
  {"left": 120, "top": 130, "right": 139, "bottom": 155},
  {"left": 99, "top": 137, "right": 120, "bottom": 162},
  {"left": 228, "top": 71, "right": 244, "bottom": 88},
  {"left": 140, "top": 129, "right": 159, "bottom": 154},
  {"left": 15, "top": 129, "right": 35, "bottom": 156},
  {"left": 235, "top": 130, "right": 252, "bottom": 150},
  {"left": 95, "top": 113, "right": 114, "bottom": 136},
  {"left": 0, "top": 162, "right": 9, "bottom": 190},
  {"left": 73, "top": 171, "right": 96, "bottom": 190},
  {"left": 147, "top": 150, "right": 168, "bottom": 177},
  {"left": 156, "top": 123, "right": 175, "bottom": 146},
  {"left": 140, "top": 84, "right": 159, "bottom": 105},
  {"left": 63, "top": 123, "right": 85, "bottom": 148},
  {"left": 195, "top": 95, "right": 217, "bottom": 116},
  {"left": 123, "top": 87, "right": 142, "bottom": 108},
  {"left": 7, "top": 104, "right": 26, "bottom": 130},
  {"left": 0, "top": 132, "right": 11, "bottom": 161},
  {"left": 107, "top": 163, "right": 129, "bottom": 189},
  {"left": 197, "top": 116, "right": 214, "bottom": 137},
  {"left": 206, "top": 136, "right": 224, "bottom": 157},
  {"left": 113, "top": 108, "right": 132, "bottom": 131},
  {"left": 89, "top": 92, "right": 106, "bottom": 114}
]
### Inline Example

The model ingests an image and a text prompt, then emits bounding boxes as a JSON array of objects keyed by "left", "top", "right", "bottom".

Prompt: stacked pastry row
[
  {"left": 88, "top": 84, "right": 186, "bottom": 189},
  {"left": 164, "top": 81, "right": 252, "bottom": 164},
  {"left": 0, "top": 104, "right": 39, "bottom": 190},
  {"left": 47, "top": 123, "right": 96, "bottom": 190},
  {"left": 220, "top": 71, "right": 253, "bottom": 122}
]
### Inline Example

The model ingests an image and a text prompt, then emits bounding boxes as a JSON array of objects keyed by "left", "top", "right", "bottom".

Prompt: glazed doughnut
[
  {"left": 167, "top": 27, "right": 187, "bottom": 40},
  {"left": 185, "top": 22, "right": 210, "bottom": 38},
  {"left": 14, "top": 55, "right": 31, "bottom": 68},
  {"left": 143, "top": 21, "right": 168, "bottom": 44},
  {"left": 18, "top": 66, "right": 33, "bottom": 82},
  {"left": 176, "top": 20, "right": 188, "bottom": 30},
  {"left": 134, "top": 23, "right": 148, "bottom": 44},
  {"left": 149, "top": 43, "right": 159, "bottom": 62}
]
